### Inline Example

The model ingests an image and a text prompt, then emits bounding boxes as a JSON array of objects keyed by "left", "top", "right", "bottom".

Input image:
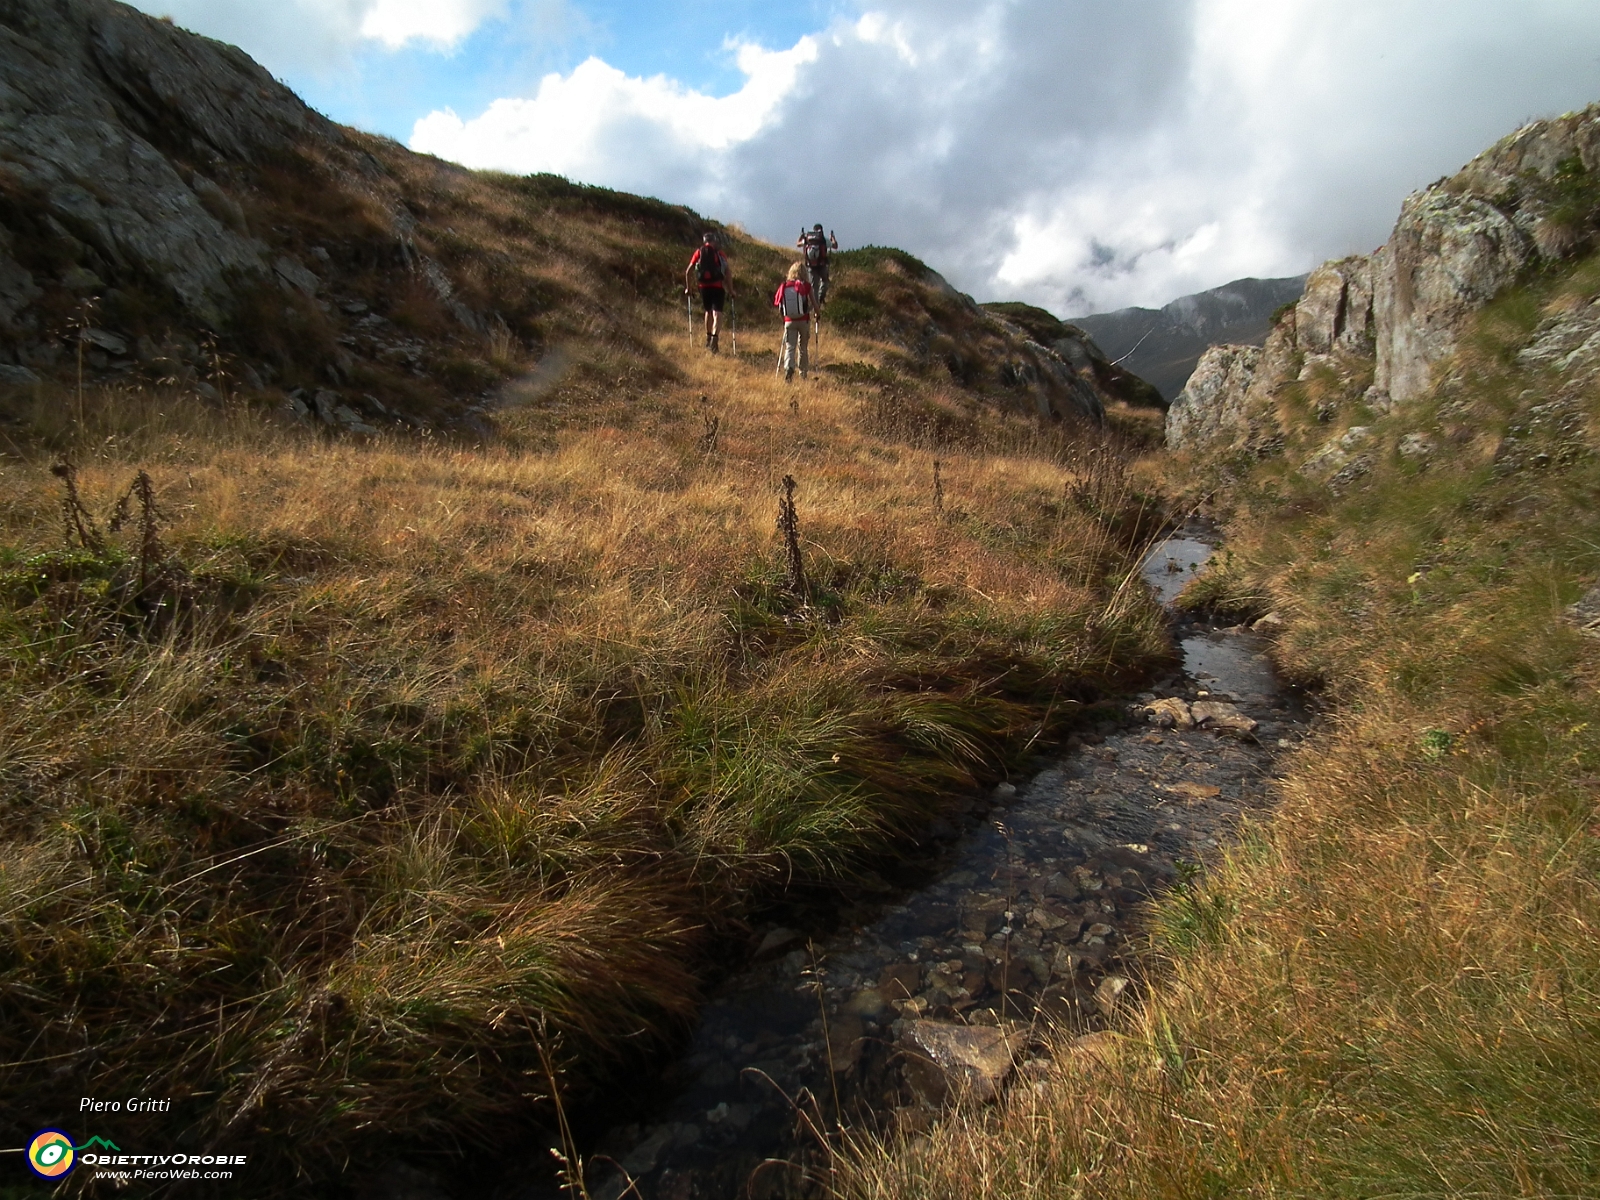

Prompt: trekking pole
[
  {"left": 730, "top": 294, "right": 738, "bottom": 355},
  {"left": 686, "top": 289, "right": 693, "bottom": 346}
]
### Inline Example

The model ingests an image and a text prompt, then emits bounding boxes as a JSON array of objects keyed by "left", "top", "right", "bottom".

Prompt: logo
[{"left": 27, "top": 1129, "right": 76, "bottom": 1179}]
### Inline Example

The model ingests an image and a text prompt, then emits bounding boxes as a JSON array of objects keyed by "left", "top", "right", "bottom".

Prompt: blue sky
[
  {"left": 135, "top": 1, "right": 1600, "bottom": 315},
  {"left": 290, "top": 2, "right": 842, "bottom": 143}
]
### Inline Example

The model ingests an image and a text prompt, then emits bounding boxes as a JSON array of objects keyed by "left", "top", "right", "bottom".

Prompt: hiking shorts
[{"left": 698, "top": 286, "right": 725, "bottom": 313}]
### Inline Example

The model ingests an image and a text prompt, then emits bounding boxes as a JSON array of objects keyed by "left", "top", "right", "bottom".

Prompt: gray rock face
[
  {"left": 1296, "top": 257, "right": 1374, "bottom": 357},
  {"left": 0, "top": 247, "right": 42, "bottom": 330},
  {"left": 0, "top": 0, "right": 339, "bottom": 324},
  {"left": 1167, "top": 103, "right": 1600, "bottom": 452},
  {"left": 1164, "top": 344, "right": 1258, "bottom": 450},
  {"left": 1375, "top": 192, "right": 1533, "bottom": 403}
]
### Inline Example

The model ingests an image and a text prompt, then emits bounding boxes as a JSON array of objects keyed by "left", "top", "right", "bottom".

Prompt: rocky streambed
[{"left": 465, "top": 529, "right": 1298, "bottom": 1200}]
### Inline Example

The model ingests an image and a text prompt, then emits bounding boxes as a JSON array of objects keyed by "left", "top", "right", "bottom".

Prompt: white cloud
[
  {"left": 136, "top": 0, "right": 1600, "bottom": 315},
  {"left": 125, "top": 0, "right": 516, "bottom": 72},
  {"left": 411, "top": 38, "right": 818, "bottom": 205},
  {"left": 359, "top": 0, "right": 509, "bottom": 50}
]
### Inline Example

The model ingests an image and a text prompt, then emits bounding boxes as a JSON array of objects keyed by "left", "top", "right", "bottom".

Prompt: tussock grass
[
  {"left": 0, "top": 301, "right": 1165, "bottom": 1188},
  {"left": 839, "top": 259, "right": 1600, "bottom": 1197}
]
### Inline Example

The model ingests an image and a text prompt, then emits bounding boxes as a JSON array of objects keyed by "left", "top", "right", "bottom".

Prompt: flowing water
[{"left": 471, "top": 529, "right": 1305, "bottom": 1200}]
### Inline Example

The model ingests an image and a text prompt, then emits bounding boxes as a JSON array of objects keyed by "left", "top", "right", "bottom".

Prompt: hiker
[
  {"left": 772, "top": 262, "right": 814, "bottom": 382},
  {"left": 796, "top": 224, "right": 838, "bottom": 305},
  {"left": 685, "top": 233, "right": 730, "bottom": 353}
]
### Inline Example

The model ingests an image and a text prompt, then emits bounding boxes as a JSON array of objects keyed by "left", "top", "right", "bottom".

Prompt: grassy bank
[
  {"left": 0, "top": 309, "right": 1166, "bottom": 1190},
  {"left": 839, "top": 260, "right": 1600, "bottom": 1194}
]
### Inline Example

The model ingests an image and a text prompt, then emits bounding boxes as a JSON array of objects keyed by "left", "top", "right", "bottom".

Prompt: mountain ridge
[{"left": 1072, "top": 274, "right": 1309, "bottom": 401}]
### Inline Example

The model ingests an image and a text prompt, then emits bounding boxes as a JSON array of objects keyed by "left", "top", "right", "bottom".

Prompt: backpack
[
  {"left": 696, "top": 245, "right": 724, "bottom": 284},
  {"left": 803, "top": 231, "right": 827, "bottom": 268},
  {"left": 780, "top": 281, "right": 808, "bottom": 320}
]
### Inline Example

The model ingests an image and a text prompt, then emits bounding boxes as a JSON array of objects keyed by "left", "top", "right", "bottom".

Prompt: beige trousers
[{"left": 781, "top": 320, "right": 810, "bottom": 379}]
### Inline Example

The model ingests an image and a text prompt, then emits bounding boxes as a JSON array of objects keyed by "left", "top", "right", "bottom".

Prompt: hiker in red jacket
[
  {"left": 772, "top": 262, "right": 814, "bottom": 382},
  {"left": 684, "top": 233, "right": 730, "bottom": 353}
]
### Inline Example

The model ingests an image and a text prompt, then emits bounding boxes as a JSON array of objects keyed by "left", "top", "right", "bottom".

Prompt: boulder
[
  {"left": 878, "top": 962, "right": 923, "bottom": 1000},
  {"left": 1564, "top": 583, "right": 1600, "bottom": 639},
  {"left": 1092, "top": 974, "right": 1130, "bottom": 1016},
  {"left": 1142, "top": 697, "right": 1194, "bottom": 729},
  {"left": 1165, "top": 344, "right": 1259, "bottom": 450},
  {"left": 1189, "top": 701, "right": 1258, "bottom": 734},
  {"left": 899, "top": 1020, "right": 1024, "bottom": 1104},
  {"left": 1398, "top": 432, "right": 1436, "bottom": 460}
]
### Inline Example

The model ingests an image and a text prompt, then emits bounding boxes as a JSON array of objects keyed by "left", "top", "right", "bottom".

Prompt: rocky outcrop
[
  {"left": 1296, "top": 257, "right": 1374, "bottom": 357},
  {"left": 1165, "top": 308, "right": 1302, "bottom": 453},
  {"left": 981, "top": 300, "right": 1164, "bottom": 421},
  {"left": 1164, "top": 344, "right": 1258, "bottom": 450},
  {"left": 1167, "top": 102, "right": 1600, "bottom": 451},
  {"left": 0, "top": 0, "right": 335, "bottom": 325},
  {"left": 0, "top": 0, "right": 587, "bottom": 433},
  {"left": 1014, "top": 337, "right": 1108, "bottom": 423},
  {"left": 1374, "top": 193, "right": 1533, "bottom": 403}
]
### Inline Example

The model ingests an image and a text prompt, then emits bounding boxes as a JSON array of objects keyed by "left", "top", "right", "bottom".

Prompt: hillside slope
[
  {"left": 0, "top": 0, "right": 1142, "bottom": 441},
  {"left": 843, "top": 107, "right": 1600, "bottom": 1200}
]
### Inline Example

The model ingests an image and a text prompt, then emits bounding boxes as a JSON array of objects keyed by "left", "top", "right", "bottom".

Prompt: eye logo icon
[{"left": 27, "top": 1129, "right": 76, "bottom": 1178}]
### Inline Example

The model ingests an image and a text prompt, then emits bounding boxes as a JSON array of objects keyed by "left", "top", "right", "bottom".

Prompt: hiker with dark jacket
[
  {"left": 796, "top": 225, "right": 838, "bottom": 304},
  {"left": 685, "top": 233, "right": 731, "bottom": 353},
  {"left": 772, "top": 262, "right": 814, "bottom": 382}
]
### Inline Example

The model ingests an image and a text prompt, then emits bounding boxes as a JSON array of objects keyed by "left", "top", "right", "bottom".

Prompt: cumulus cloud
[
  {"left": 409, "top": 0, "right": 1600, "bottom": 314},
  {"left": 359, "top": 0, "right": 510, "bottom": 50},
  {"left": 126, "top": 0, "right": 524, "bottom": 72},
  {"left": 412, "top": 38, "right": 819, "bottom": 195}
]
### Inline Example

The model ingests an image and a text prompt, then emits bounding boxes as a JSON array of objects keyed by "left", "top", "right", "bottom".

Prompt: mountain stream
[{"left": 481, "top": 528, "right": 1307, "bottom": 1200}]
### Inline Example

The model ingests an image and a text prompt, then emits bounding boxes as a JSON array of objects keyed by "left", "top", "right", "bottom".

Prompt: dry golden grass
[{"left": 0, "top": 296, "right": 1166, "bottom": 1189}]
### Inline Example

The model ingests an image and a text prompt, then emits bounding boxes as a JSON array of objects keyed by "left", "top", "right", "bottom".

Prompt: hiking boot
[
  {"left": 703, "top": 332, "right": 712, "bottom": 350},
  {"left": 784, "top": 370, "right": 794, "bottom": 383},
  {"left": 710, "top": 334, "right": 719, "bottom": 354}
]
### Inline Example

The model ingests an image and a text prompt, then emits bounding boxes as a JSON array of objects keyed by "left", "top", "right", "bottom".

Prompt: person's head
[
  {"left": 813, "top": 224, "right": 823, "bottom": 232},
  {"left": 787, "top": 262, "right": 805, "bottom": 281},
  {"left": 702, "top": 232, "right": 716, "bottom": 246}
]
